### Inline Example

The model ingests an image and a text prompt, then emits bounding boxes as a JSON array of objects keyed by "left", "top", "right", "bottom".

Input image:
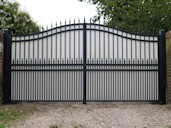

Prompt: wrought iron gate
[{"left": 3, "top": 20, "right": 166, "bottom": 104}]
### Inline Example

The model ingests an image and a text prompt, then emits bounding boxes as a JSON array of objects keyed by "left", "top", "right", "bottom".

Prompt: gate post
[
  {"left": 166, "top": 31, "right": 171, "bottom": 103},
  {"left": 158, "top": 29, "right": 166, "bottom": 104},
  {"left": 83, "top": 22, "right": 87, "bottom": 104},
  {"left": 3, "top": 30, "right": 12, "bottom": 104}
]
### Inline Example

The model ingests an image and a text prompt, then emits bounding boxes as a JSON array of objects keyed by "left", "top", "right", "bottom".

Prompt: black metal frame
[
  {"left": 3, "top": 30, "right": 12, "bottom": 104},
  {"left": 2, "top": 21, "right": 166, "bottom": 104},
  {"left": 158, "top": 30, "right": 166, "bottom": 104},
  {"left": 83, "top": 22, "right": 87, "bottom": 104}
]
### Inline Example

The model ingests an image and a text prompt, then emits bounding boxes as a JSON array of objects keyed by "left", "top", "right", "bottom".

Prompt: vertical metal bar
[
  {"left": 158, "top": 30, "right": 166, "bottom": 104},
  {"left": 94, "top": 22, "right": 96, "bottom": 62},
  {"left": 16, "top": 59, "right": 19, "bottom": 100},
  {"left": 139, "top": 37, "right": 142, "bottom": 100},
  {"left": 89, "top": 20, "right": 92, "bottom": 100},
  {"left": 57, "top": 59, "right": 60, "bottom": 100},
  {"left": 103, "top": 26, "right": 105, "bottom": 100},
  {"left": 67, "top": 59, "right": 69, "bottom": 100},
  {"left": 76, "top": 59, "right": 78, "bottom": 100},
  {"left": 23, "top": 35, "right": 26, "bottom": 100},
  {"left": 69, "top": 20, "right": 71, "bottom": 63},
  {"left": 126, "top": 34, "right": 128, "bottom": 100},
  {"left": 105, "top": 59, "right": 107, "bottom": 100},
  {"left": 51, "top": 25, "right": 53, "bottom": 100},
  {"left": 73, "top": 21, "right": 76, "bottom": 101},
  {"left": 142, "top": 59, "right": 144, "bottom": 100},
  {"left": 123, "top": 59, "right": 125, "bottom": 100},
  {"left": 107, "top": 27, "right": 110, "bottom": 100},
  {"left": 26, "top": 58, "right": 28, "bottom": 100},
  {"left": 97, "top": 59, "right": 99, "bottom": 100},
  {"left": 3, "top": 30, "right": 12, "bottom": 104},
  {"left": 135, "top": 36, "right": 137, "bottom": 100},
  {"left": 83, "top": 21, "right": 87, "bottom": 104},
  {"left": 59, "top": 22, "right": 62, "bottom": 100},
  {"left": 78, "top": 19, "right": 80, "bottom": 62},
  {"left": 121, "top": 32, "right": 123, "bottom": 100},
  {"left": 14, "top": 36, "right": 17, "bottom": 100},
  {"left": 131, "top": 34, "right": 133, "bottom": 63},
  {"left": 78, "top": 19, "right": 81, "bottom": 100},
  {"left": 94, "top": 24, "right": 97, "bottom": 100},
  {"left": 71, "top": 59, "right": 73, "bottom": 100},
  {"left": 138, "top": 60, "right": 140, "bottom": 100},
  {"left": 128, "top": 59, "right": 130, "bottom": 100},
  {"left": 108, "top": 27, "right": 110, "bottom": 61},
  {"left": 37, "top": 33, "right": 40, "bottom": 100},
  {"left": 64, "top": 21, "right": 67, "bottom": 100},
  {"left": 115, "top": 59, "right": 117, "bottom": 100},
  {"left": 155, "top": 59, "right": 158, "bottom": 99},
  {"left": 146, "top": 59, "right": 149, "bottom": 100},
  {"left": 99, "top": 21, "right": 101, "bottom": 66},
  {"left": 55, "top": 24, "right": 58, "bottom": 100},
  {"left": 33, "top": 33, "right": 36, "bottom": 101},
  {"left": 42, "top": 29, "right": 44, "bottom": 100},
  {"left": 113, "top": 30, "right": 115, "bottom": 100},
  {"left": 28, "top": 35, "right": 30, "bottom": 100},
  {"left": 19, "top": 36, "right": 21, "bottom": 100},
  {"left": 148, "top": 36, "right": 150, "bottom": 101},
  {"left": 153, "top": 37, "right": 155, "bottom": 100},
  {"left": 74, "top": 19, "right": 76, "bottom": 62},
  {"left": 98, "top": 21, "right": 100, "bottom": 101},
  {"left": 90, "top": 19, "right": 92, "bottom": 63},
  {"left": 87, "top": 20, "right": 92, "bottom": 100},
  {"left": 144, "top": 36, "right": 146, "bottom": 100},
  {"left": 126, "top": 33, "right": 128, "bottom": 62},
  {"left": 56, "top": 23, "right": 58, "bottom": 61}
]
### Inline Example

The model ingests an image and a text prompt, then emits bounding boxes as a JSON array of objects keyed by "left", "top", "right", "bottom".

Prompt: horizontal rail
[
  {"left": 12, "top": 23, "right": 158, "bottom": 43},
  {"left": 11, "top": 100, "right": 159, "bottom": 102},
  {"left": 11, "top": 69, "right": 158, "bottom": 71},
  {"left": 11, "top": 64, "right": 158, "bottom": 66},
  {"left": 12, "top": 23, "right": 158, "bottom": 37}
]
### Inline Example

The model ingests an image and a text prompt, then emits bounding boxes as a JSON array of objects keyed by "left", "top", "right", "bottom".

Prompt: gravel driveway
[{"left": 12, "top": 102, "right": 171, "bottom": 128}]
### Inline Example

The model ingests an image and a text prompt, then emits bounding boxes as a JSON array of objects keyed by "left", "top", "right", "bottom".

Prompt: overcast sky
[{"left": 15, "top": 0, "right": 97, "bottom": 27}]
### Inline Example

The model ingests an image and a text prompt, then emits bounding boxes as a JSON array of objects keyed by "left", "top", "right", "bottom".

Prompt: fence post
[
  {"left": 3, "top": 30, "right": 12, "bottom": 104},
  {"left": 158, "top": 29, "right": 166, "bottom": 104},
  {"left": 83, "top": 22, "right": 87, "bottom": 104},
  {"left": 166, "top": 31, "right": 171, "bottom": 103}
]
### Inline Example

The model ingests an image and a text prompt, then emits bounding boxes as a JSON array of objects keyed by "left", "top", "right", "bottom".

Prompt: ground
[{"left": 5, "top": 102, "right": 171, "bottom": 128}]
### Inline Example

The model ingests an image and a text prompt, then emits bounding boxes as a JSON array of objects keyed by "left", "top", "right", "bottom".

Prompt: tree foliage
[
  {"left": 79, "top": 0, "right": 171, "bottom": 35},
  {"left": 0, "top": 0, "right": 40, "bottom": 34}
]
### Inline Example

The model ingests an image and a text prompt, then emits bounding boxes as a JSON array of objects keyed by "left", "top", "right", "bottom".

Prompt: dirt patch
[{"left": 11, "top": 102, "right": 171, "bottom": 128}]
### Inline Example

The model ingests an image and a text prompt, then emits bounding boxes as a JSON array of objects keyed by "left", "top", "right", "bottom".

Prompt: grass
[
  {"left": 86, "top": 108, "right": 93, "bottom": 112},
  {"left": 0, "top": 124, "right": 5, "bottom": 128},
  {"left": 49, "top": 124, "right": 60, "bottom": 128},
  {"left": 0, "top": 103, "right": 37, "bottom": 128},
  {"left": 73, "top": 124, "right": 85, "bottom": 128}
]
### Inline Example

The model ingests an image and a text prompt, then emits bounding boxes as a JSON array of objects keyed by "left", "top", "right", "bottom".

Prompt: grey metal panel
[
  {"left": 11, "top": 70, "right": 83, "bottom": 101},
  {"left": 10, "top": 23, "right": 159, "bottom": 102},
  {"left": 86, "top": 70, "right": 158, "bottom": 101}
]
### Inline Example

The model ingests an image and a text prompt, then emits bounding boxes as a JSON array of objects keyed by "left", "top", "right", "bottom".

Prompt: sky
[{"left": 15, "top": 0, "right": 97, "bottom": 27}]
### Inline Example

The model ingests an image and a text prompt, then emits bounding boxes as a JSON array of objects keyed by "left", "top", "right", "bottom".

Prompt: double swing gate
[{"left": 3, "top": 20, "right": 166, "bottom": 104}]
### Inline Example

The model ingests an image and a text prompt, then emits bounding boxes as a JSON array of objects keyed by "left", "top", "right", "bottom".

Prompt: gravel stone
[{"left": 12, "top": 102, "right": 171, "bottom": 128}]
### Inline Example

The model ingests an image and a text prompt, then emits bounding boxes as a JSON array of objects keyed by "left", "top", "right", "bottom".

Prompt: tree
[
  {"left": 0, "top": 0, "right": 40, "bottom": 34},
  {"left": 79, "top": 0, "right": 171, "bottom": 35}
]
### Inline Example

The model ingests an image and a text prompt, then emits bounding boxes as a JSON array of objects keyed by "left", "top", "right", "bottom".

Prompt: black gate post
[
  {"left": 158, "top": 29, "right": 166, "bottom": 104},
  {"left": 83, "top": 21, "right": 87, "bottom": 104},
  {"left": 3, "top": 30, "right": 12, "bottom": 104}
]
